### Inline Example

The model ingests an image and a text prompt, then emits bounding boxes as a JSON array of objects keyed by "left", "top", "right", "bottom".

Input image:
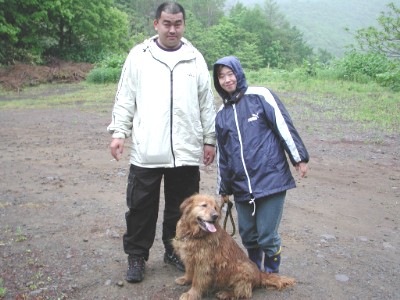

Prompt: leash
[{"left": 220, "top": 198, "right": 236, "bottom": 236}]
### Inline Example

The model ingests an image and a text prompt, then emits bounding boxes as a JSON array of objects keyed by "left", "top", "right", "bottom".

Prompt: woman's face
[{"left": 218, "top": 66, "right": 237, "bottom": 95}]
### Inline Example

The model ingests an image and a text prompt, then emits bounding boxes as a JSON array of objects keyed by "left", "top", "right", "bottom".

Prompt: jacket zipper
[
  {"left": 233, "top": 104, "right": 256, "bottom": 215},
  {"left": 170, "top": 69, "right": 176, "bottom": 167},
  {"left": 232, "top": 104, "right": 253, "bottom": 195}
]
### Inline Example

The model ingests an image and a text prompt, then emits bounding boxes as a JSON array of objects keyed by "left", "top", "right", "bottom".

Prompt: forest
[
  {"left": 0, "top": 0, "right": 399, "bottom": 90},
  {"left": 241, "top": 0, "right": 397, "bottom": 57}
]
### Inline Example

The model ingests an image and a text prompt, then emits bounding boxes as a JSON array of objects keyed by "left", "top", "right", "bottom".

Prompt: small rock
[
  {"left": 321, "top": 234, "right": 336, "bottom": 241},
  {"left": 30, "top": 289, "right": 43, "bottom": 296},
  {"left": 382, "top": 242, "right": 395, "bottom": 249},
  {"left": 105, "top": 279, "right": 112, "bottom": 286},
  {"left": 335, "top": 274, "right": 349, "bottom": 282},
  {"left": 116, "top": 281, "right": 124, "bottom": 287}
]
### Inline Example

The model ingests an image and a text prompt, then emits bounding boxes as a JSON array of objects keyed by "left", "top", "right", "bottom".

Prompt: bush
[
  {"left": 0, "top": 277, "right": 7, "bottom": 298},
  {"left": 97, "top": 53, "right": 126, "bottom": 69},
  {"left": 336, "top": 51, "right": 392, "bottom": 79},
  {"left": 86, "top": 53, "right": 126, "bottom": 83},
  {"left": 376, "top": 69, "right": 400, "bottom": 91},
  {"left": 333, "top": 50, "right": 400, "bottom": 89},
  {"left": 86, "top": 68, "right": 121, "bottom": 84}
]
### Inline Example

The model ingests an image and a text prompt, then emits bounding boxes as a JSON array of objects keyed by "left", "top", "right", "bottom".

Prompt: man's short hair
[{"left": 155, "top": 2, "right": 186, "bottom": 21}]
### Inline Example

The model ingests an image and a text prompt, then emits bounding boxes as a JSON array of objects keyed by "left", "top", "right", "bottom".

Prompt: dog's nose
[{"left": 211, "top": 213, "right": 218, "bottom": 221}]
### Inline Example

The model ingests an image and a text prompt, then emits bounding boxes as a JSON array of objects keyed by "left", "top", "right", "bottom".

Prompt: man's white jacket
[{"left": 107, "top": 36, "right": 216, "bottom": 168}]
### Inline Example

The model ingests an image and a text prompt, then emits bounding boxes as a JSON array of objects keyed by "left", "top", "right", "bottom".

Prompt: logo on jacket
[{"left": 248, "top": 113, "right": 259, "bottom": 122}]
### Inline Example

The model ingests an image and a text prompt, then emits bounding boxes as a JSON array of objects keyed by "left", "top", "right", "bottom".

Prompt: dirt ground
[
  {"left": 0, "top": 60, "right": 93, "bottom": 92},
  {"left": 0, "top": 65, "right": 399, "bottom": 299}
]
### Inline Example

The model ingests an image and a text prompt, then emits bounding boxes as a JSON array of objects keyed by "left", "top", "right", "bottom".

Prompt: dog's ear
[{"left": 180, "top": 195, "right": 194, "bottom": 213}]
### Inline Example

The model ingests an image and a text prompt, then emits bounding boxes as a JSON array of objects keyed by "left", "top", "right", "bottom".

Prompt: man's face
[{"left": 154, "top": 11, "right": 185, "bottom": 49}]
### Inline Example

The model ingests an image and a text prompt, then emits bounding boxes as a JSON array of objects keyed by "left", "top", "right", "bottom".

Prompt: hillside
[{"left": 226, "top": 0, "right": 396, "bottom": 57}]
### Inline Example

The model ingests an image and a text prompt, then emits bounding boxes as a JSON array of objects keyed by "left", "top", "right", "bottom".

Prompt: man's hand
[
  {"left": 110, "top": 138, "right": 125, "bottom": 161},
  {"left": 203, "top": 144, "right": 215, "bottom": 166}
]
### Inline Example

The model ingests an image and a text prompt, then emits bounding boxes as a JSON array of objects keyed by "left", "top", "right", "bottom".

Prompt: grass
[
  {"left": 246, "top": 68, "right": 400, "bottom": 134},
  {"left": 0, "top": 70, "right": 399, "bottom": 134},
  {"left": 0, "top": 82, "right": 115, "bottom": 114},
  {"left": 0, "top": 278, "right": 6, "bottom": 298},
  {"left": 15, "top": 226, "right": 27, "bottom": 242}
]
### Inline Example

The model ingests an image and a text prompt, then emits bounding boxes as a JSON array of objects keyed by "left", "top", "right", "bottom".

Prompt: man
[{"left": 107, "top": 2, "right": 216, "bottom": 283}]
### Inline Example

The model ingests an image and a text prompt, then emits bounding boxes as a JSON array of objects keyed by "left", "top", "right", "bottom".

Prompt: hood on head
[{"left": 213, "top": 56, "right": 248, "bottom": 103}]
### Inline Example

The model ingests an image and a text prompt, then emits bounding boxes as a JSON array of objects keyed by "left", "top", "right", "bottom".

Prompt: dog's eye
[{"left": 201, "top": 204, "right": 207, "bottom": 207}]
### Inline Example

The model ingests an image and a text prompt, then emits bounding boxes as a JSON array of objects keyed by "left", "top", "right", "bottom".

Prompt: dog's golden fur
[{"left": 173, "top": 194, "right": 295, "bottom": 300}]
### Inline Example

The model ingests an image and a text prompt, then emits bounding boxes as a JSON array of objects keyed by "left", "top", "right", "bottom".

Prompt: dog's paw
[
  {"left": 175, "top": 276, "right": 191, "bottom": 286},
  {"left": 216, "top": 290, "right": 235, "bottom": 300},
  {"left": 179, "top": 290, "right": 201, "bottom": 300},
  {"left": 179, "top": 292, "right": 190, "bottom": 300},
  {"left": 263, "top": 273, "right": 296, "bottom": 290},
  {"left": 280, "top": 276, "right": 296, "bottom": 287},
  {"left": 266, "top": 275, "right": 296, "bottom": 290}
]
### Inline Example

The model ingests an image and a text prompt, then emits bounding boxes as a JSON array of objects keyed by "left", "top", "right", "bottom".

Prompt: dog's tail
[{"left": 260, "top": 272, "right": 296, "bottom": 290}]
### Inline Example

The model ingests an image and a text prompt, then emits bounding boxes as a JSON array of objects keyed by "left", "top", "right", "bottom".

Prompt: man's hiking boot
[
  {"left": 126, "top": 255, "right": 145, "bottom": 283},
  {"left": 164, "top": 252, "right": 185, "bottom": 272}
]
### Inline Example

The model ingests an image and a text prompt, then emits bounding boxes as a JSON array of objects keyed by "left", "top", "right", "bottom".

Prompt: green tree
[
  {"left": 0, "top": 0, "right": 54, "bottom": 63},
  {"left": 46, "top": 0, "right": 129, "bottom": 62},
  {"left": 180, "top": 0, "right": 225, "bottom": 27},
  {"left": 196, "top": 17, "right": 238, "bottom": 67},
  {"left": 235, "top": 42, "right": 264, "bottom": 70},
  {"left": 352, "top": 2, "right": 400, "bottom": 59},
  {"left": 0, "top": 0, "right": 129, "bottom": 64},
  {"left": 262, "top": 0, "right": 313, "bottom": 67},
  {"left": 115, "top": 0, "right": 163, "bottom": 37},
  {"left": 194, "top": 17, "right": 263, "bottom": 68},
  {"left": 228, "top": 0, "right": 312, "bottom": 68}
]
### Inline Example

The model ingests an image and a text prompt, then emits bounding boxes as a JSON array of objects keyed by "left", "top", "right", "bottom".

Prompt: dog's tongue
[{"left": 205, "top": 222, "right": 216, "bottom": 233}]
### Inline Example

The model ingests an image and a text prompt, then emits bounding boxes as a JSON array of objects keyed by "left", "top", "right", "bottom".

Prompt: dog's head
[{"left": 179, "top": 194, "right": 220, "bottom": 234}]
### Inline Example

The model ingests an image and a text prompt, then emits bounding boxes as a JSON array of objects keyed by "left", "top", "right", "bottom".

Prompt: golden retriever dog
[{"left": 173, "top": 194, "right": 295, "bottom": 300}]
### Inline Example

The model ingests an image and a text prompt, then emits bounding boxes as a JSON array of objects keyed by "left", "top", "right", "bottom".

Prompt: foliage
[
  {"left": 193, "top": 17, "right": 264, "bottom": 68},
  {"left": 0, "top": 0, "right": 129, "bottom": 65},
  {"left": 180, "top": 0, "right": 225, "bottom": 27},
  {"left": 0, "top": 277, "right": 6, "bottom": 298},
  {"left": 265, "top": 0, "right": 392, "bottom": 58},
  {"left": 96, "top": 53, "right": 126, "bottom": 69},
  {"left": 333, "top": 50, "right": 400, "bottom": 90},
  {"left": 0, "top": 0, "right": 315, "bottom": 68},
  {"left": 86, "top": 53, "right": 126, "bottom": 84},
  {"left": 324, "top": 2, "right": 400, "bottom": 91},
  {"left": 245, "top": 67, "right": 399, "bottom": 133},
  {"left": 2, "top": 69, "right": 398, "bottom": 135},
  {"left": 114, "top": 0, "right": 161, "bottom": 37},
  {"left": 335, "top": 51, "right": 393, "bottom": 79},
  {"left": 375, "top": 68, "right": 400, "bottom": 91},
  {"left": 86, "top": 68, "right": 122, "bottom": 84},
  {"left": 3, "top": 0, "right": 398, "bottom": 94},
  {"left": 182, "top": 0, "right": 312, "bottom": 69},
  {"left": 352, "top": 2, "right": 400, "bottom": 59}
]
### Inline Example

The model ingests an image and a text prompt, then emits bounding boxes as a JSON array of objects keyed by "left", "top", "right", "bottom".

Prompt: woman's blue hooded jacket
[{"left": 213, "top": 56, "right": 309, "bottom": 202}]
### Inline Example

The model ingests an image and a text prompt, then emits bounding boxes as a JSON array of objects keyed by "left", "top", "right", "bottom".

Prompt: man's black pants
[{"left": 123, "top": 164, "right": 200, "bottom": 260}]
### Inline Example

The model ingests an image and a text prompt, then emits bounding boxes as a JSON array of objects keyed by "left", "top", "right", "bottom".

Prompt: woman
[{"left": 214, "top": 56, "right": 309, "bottom": 273}]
